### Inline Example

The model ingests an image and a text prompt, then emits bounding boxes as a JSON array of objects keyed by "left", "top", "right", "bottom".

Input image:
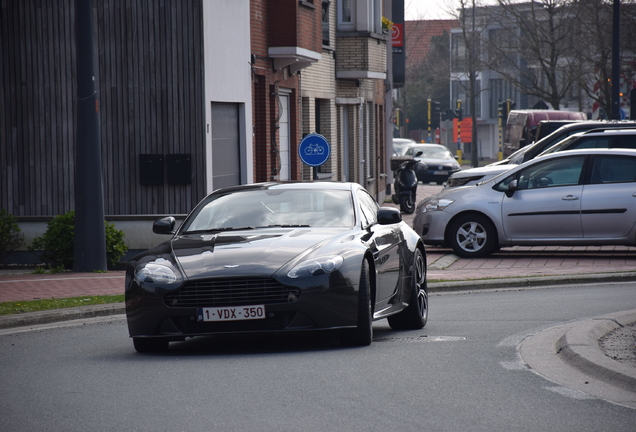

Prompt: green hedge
[{"left": 28, "top": 211, "right": 128, "bottom": 269}]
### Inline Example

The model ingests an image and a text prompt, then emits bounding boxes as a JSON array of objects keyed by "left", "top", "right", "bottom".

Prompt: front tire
[
  {"left": 388, "top": 248, "right": 428, "bottom": 330},
  {"left": 448, "top": 214, "right": 497, "bottom": 258},
  {"left": 340, "top": 259, "right": 373, "bottom": 346},
  {"left": 399, "top": 194, "right": 415, "bottom": 214}
]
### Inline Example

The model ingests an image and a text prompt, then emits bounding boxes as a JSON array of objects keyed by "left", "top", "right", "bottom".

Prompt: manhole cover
[{"left": 375, "top": 335, "right": 467, "bottom": 343}]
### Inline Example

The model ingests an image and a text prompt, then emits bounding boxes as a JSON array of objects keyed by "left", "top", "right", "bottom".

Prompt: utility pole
[
  {"left": 74, "top": 0, "right": 107, "bottom": 271},
  {"left": 469, "top": 0, "right": 478, "bottom": 168},
  {"left": 611, "top": 0, "right": 621, "bottom": 120}
]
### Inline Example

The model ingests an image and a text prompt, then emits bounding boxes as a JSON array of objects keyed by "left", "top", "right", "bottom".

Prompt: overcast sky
[{"left": 405, "top": 0, "right": 456, "bottom": 20}]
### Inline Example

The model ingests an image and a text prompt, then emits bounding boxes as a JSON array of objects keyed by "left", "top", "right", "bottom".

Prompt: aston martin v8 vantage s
[{"left": 126, "top": 182, "right": 428, "bottom": 352}]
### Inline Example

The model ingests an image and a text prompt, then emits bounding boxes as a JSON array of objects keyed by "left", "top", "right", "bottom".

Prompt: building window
[
  {"left": 451, "top": 32, "right": 466, "bottom": 72},
  {"left": 322, "top": 1, "right": 331, "bottom": 46},
  {"left": 338, "top": 0, "right": 353, "bottom": 30},
  {"left": 338, "top": 0, "right": 381, "bottom": 33}
]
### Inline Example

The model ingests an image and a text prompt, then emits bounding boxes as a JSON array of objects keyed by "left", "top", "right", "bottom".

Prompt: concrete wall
[{"left": 202, "top": 0, "right": 254, "bottom": 191}]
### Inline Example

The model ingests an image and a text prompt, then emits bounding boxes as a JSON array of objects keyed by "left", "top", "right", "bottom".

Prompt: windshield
[
  {"left": 392, "top": 140, "right": 413, "bottom": 156},
  {"left": 536, "top": 135, "right": 580, "bottom": 157},
  {"left": 409, "top": 146, "right": 454, "bottom": 159},
  {"left": 181, "top": 189, "right": 355, "bottom": 232}
]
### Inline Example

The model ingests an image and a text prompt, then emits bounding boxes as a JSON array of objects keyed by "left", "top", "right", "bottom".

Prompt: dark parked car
[
  {"left": 505, "top": 120, "right": 636, "bottom": 165},
  {"left": 538, "top": 128, "right": 636, "bottom": 156},
  {"left": 126, "top": 182, "right": 429, "bottom": 352},
  {"left": 403, "top": 144, "right": 461, "bottom": 184}
]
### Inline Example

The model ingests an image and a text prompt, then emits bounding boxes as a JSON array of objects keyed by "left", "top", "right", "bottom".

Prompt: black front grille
[{"left": 164, "top": 278, "right": 300, "bottom": 308}]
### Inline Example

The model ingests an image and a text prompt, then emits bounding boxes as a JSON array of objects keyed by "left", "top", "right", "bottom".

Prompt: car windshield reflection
[{"left": 181, "top": 189, "right": 355, "bottom": 232}]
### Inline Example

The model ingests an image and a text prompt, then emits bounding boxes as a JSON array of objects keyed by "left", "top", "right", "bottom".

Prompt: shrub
[
  {"left": 0, "top": 210, "right": 25, "bottom": 263},
  {"left": 29, "top": 211, "right": 128, "bottom": 269}
]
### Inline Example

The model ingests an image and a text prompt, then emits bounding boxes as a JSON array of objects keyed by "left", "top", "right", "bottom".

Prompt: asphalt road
[{"left": 1, "top": 282, "right": 635, "bottom": 432}]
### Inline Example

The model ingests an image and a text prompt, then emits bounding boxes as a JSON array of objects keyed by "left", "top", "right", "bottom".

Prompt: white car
[
  {"left": 444, "top": 165, "right": 517, "bottom": 188},
  {"left": 413, "top": 149, "right": 636, "bottom": 257},
  {"left": 392, "top": 138, "right": 416, "bottom": 156}
]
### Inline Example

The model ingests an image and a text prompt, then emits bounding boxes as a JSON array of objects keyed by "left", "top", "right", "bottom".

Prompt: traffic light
[
  {"left": 441, "top": 108, "right": 455, "bottom": 121},
  {"left": 395, "top": 108, "right": 403, "bottom": 126},
  {"left": 498, "top": 101, "right": 508, "bottom": 124},
  {"left": 456, "top": 100, "right": 463, "bottom": 121},
  {"left": 427, "top": 100, "right": 442, "bottom": 129}
]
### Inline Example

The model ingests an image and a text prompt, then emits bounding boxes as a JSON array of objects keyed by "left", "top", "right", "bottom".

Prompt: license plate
[
  {"left": 433, "top": 170, "right": 448, "bottom": 175},
  {"left": 197, "top": 305, "right": 266, "bottom": 322}
]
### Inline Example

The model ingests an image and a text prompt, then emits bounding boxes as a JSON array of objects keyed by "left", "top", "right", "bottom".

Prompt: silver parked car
[{"left": 413, "top": 149, "right": 636, "bottom": 257}]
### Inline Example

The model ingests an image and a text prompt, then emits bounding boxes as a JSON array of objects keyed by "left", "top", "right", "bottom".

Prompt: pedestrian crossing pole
[
  {"left": 427, "top": 99, "right": 432, "bottom": 143},
  {"left": 456, "top": 99, "right": 462, "bottom": 162},
  {"left": 498, "top": 104, "right": 503, "bottom": 161}
]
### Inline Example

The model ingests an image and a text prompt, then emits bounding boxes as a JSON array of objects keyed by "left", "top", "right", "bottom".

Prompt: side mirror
[
  {"left": 505, "top": 179, "right": 518, "bottom": 198},
  {"left": 415, "top": 151, "right": 423, "bottom": 157},
  {"left": 153, "top": 216, "right": 176, "bottom": 234},
  {"left": 378, "top": 207, "right": 402, "bottom": 225}
]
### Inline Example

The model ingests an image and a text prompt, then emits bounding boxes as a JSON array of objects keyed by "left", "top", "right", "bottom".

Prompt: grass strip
[{"left": 0, "top": 295, "right": 124, "bottom": 316}]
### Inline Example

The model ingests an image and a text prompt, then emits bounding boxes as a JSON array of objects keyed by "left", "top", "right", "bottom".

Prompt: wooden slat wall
[{"left": 0, "top": 0, "right": 205, "bottom": 217}]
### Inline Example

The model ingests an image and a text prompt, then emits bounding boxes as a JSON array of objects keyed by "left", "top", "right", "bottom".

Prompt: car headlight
[
  {"left": 287, "top": 255, "right": 344, "bottom": 278},
  {"left": 421, "top": 198, "right": 454, "bottom": 213},
  {"left": 134, "top": 259, "right": 182, "bottom": 285}
]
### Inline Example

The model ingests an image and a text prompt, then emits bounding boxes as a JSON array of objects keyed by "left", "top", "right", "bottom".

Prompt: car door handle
[{"left": 562, "top": 195, "right": 579, "bottom": 201}]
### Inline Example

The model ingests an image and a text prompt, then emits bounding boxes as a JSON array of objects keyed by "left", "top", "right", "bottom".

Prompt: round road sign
[{"left": 298, "top": 133, "right": 331, "bottom": 167}]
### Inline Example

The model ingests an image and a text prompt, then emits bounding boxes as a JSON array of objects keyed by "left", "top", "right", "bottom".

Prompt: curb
[
  {"left": 427, "top": 272, "right": 636, "bottom": 292},
  {"left": 556, "top": 309, "right": 636, "bottom": 393},
  {"left": 0, "top": 303, "right": 125, "bottom": 330}
]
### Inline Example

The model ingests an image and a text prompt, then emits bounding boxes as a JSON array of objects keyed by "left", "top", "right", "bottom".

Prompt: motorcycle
[{"left": 391, "top": 151, "right": 423, "bottom": 214}]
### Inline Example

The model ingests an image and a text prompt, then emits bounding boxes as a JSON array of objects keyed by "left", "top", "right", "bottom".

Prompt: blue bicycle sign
[{"left": 298, "top": 133, "right": 331, "bottom": 167}]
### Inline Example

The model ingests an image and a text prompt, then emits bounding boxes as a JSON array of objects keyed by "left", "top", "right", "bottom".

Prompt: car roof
[
  {"left": 553, "top": 120, "right": 636, "bottom": 131},
  {"left": 528, "top": 147, "right": 636, "bottom": 163},
  {"left": 580, "top": 128, "right": 636, "bottom": 135},
  {"left": 210, "top": 181, "right": 356, "bottom": 195},
  {"left": 482, "top": 148, "right": 636, "bottom": 185}
]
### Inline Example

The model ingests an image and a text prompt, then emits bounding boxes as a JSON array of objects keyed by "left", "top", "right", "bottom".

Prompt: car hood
[
  {"left": 450, "top": 164, "right": 516, "bottom": 178},
  {"left": 170, "top": 228, "right": 347, "bottom": 279},
  {"left": 415, "top": 157, "right": 459, "bottom": 167}
]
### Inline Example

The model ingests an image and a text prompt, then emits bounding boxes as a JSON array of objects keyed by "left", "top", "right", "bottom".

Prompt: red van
[{"left": 503, "top": 110, "right": 587, "bottom": 157}]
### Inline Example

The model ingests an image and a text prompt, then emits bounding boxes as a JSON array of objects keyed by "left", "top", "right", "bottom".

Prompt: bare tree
[
  {"left": 574, "top": 0, "right": 636, "bottom": 118},
  {"left": 484, "top": 0, "right": 580, "bottom": 110},
  {"left": 403, "top": 21, "right": 452, "bottom": 135},
  {"left": 452, "top": 0, "right": 483, "bottom": 166}
]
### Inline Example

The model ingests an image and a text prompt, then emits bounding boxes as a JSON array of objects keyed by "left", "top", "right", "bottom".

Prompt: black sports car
[{"left": 125, "top": 182, "right": 428, "bottom": 352}]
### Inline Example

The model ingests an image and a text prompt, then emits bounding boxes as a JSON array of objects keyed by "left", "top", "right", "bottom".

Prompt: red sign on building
[{"left": 392, "top": 24, "right": 403, "bottom": 47}]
